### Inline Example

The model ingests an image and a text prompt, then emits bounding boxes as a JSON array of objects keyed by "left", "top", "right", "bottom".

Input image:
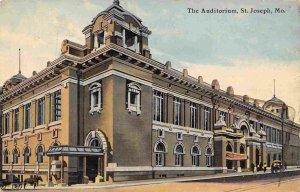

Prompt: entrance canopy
[
  {"left": 46, "top": 145, "right": 104, "bottom": 157},
  {"left": 226, "top": 152, "right": 247, "bottom": 161}
]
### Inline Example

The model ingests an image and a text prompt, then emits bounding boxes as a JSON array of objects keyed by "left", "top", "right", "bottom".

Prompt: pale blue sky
[{"left": 0, "top": 0, "right": 299, "bottom": 122}]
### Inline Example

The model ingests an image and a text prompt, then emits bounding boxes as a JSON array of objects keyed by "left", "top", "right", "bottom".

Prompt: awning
[
  {"left": 226, "top": 152, "right": 247, "bottom": 161},
  {"left": 46, "top": 145, "right": 104, "bottom": 157}
]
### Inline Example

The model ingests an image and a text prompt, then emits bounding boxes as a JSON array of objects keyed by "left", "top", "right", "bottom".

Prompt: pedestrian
[
  {"left": 263, "top": 163, "right": 267, "bottom": 173},
  {"left": 251, "top": 163, "right": 255, "bottom": 173},
  {"left": 285, "top": 163, "right": 287, "bottom": 170},
  {"left": 271, "top": 163, "right": 274, "bottom": 173}
]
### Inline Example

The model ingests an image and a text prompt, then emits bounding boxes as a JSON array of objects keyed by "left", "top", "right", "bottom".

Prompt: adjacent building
[{"left": 0, "top": 0, "right": 300, "bottom": 186}]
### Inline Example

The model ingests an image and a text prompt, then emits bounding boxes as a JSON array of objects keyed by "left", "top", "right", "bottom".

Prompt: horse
[{"left": 24, "top": 176, "right": 43, "bottom": 189}]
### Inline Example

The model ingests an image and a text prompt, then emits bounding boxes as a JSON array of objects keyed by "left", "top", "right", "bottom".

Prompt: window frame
[
  {"left": 174, "top": 144, "right": 184, "bottom": 167},
  {"left": 191, "top": 145, "right": 201, "bottom": 167},
  {"left": 153, "top": 90, "right": 164, "bottom": 122},
  {"left": 190, "top": 103, "right": 197, "bottom": 129},
  {"left": 154, "top": 142, "right": 166, "bottom": 166},
  {"left": 173, "top": 97, "right": 181, "bottom": 125},
  {"left": 13, "top": 108, "right": 19, "bottom": 132},
  {"left": 54, "top": 90, "right": 62, "bottom": 121},
  {"left": 127, "top": 82, "right": 142, "bottom": 115},
  {"left": 4, "top": 113, "right": 10, "bottom": 134},
  {"left": 204, "top": 107, "right": 211, "bottom": 131},
  {"left": 37, "top": 97, "right": 45, "bottom": 126},
  {"left": 89, "top": 82, "right": 102, "bottom": 115},
  {"left": 36, "top": 146, "right": 44, "bottom": 163},
  {"left": 24, "top": 103, "right": 31, "bottom": 129}
]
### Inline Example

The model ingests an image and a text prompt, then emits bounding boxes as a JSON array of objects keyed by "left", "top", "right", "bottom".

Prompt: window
[
  {"left": 173, "top": 97, "right": 181, "bottom": 125},
  {"left": 54, "top": 90, "right": 61, "bottom": 121},
  {"left": 24, "top": 103, "right": 31, "bottom": 129},
  {"left": 205, "top": 147, "right": 213, "bottom": 167},
  {"left": 204, "top": 107, "right": 211, "bottom": 131},
  {"left": 3, "top": 149, "right": 9, "bottom": 164},
  {"left": 89, "top": 83, "right": 102, "bottom": 114},
  {"left": 219, "top": 111, "right": 227, "bottom": 123},
  {"left": 4, "top": 113, "right": 9, "bottom": 134},
  {"left": 190, "top": 103, "right": 197, "bottom": 128},
  {"left": 176, "top": 132, "right": 183, "bottom": 141},
  {"left": 153, "top": 90, "right": 164, "bottom": 122},
  {"left": 157, "top": 129, "right": 164, "bottom": 138},
  {"left": 174, "top": 144, "right": 184, "bottom": 166},
  {"left": 13, "top": 108, "right": 19, "bottom": 132},
  {"left": 90, "top": 138, "right": 101, "bottom": 147},
  {"left": 155, "top": 142, "right": 166, "bottom": 166},
  {"left": 37, "top": 97, "right": 45, "bottom": 125},
  {"left": 191, "top": 146, "right": 200, "bottom": 166},
  {"left": 37, "top": 146, "right": 44, "bottom": 163},
  {"left": 24, "top": 147, "right": 30, "bottom": 164},
  {"left": 193, "top": 135, "right": 199, "bottom": 142},
  {"left": 127, "top": 82, "right": 141, "bottom": 114},
  {"left": 13, "top": 148, "right": 19, "bottom": 164}
]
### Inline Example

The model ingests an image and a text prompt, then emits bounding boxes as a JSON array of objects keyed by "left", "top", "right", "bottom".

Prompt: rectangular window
[
  {"left": 153, "top": 90, "right": 164, "bottom": 122},
  {"left": 54, "top": 90, "right": 62, "bottom": 121},
  {"left": 37, "top": 97, "right": 45, "bottom": 125},
  {"left": 219, "top": 111, "right": 227, "bottom": 123},
  {"left": 190, "top": 103, "right": 197, "bottom": 129},
  {"left": 0, "top": 115, "right": 2, "bottom": 135},
  {"left": 24, "top": 103, "right": 31, "bottom": 129},
  {"left": 204, "top": 107, "right": 211, "bottom": 131},
  {"left": 5, "top": 113, "right": 9, "bottom": 134},
  {"left": 13, "top": 108, "right": 19, "bottom": 132},
  {"left": 173, "top": 97, "right": 181, "bottom": 125},
  {"left": 206, "top": 156, "right": 212, "bottom": 167}
]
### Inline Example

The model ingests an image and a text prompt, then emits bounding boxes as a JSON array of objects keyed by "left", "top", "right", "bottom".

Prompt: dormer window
[
  {"left": 127, "top": 82, "right": 141, "bottom": 114},
  {"left": 89, "top": 82, "right": 102, "bottom": 115}
]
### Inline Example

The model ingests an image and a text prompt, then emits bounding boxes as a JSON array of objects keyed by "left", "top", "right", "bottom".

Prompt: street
[{"left": 14, "top": 175, "right": 300, "bottom": 192}]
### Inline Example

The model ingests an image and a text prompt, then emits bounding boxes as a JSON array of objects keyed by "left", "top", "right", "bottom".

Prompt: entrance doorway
[
  {"left": 256, "top": 149, "right": 260, "bottom": 166},
  {"left": 240, "top": 145, "right": 246, "bottom": 169},
  {"left": 86, "top": 156, "right": 98, "bottom": 182},
  {"left": 226, "top": 144, "right": 233, "bottom": 170}
]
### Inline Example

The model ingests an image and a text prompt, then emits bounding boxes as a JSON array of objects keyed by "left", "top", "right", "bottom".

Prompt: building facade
[{"left": 1, "top": 0, "right": 300, "bottom": 186}]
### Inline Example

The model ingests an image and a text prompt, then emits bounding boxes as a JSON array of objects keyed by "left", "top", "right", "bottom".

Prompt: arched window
[
  {"left": 127, "top": 82, "right": 141, "bottom": 114},
  {"left": 174, "top": 144, "right": 184, "bottom": 166},
  {"left": 36, "top": 146, "right": 44, "bottom": 163},
  {"left": 226, "top": 144, "right": 233, "bottom": 152},
  {"left": 154, "top": 142, "right": 166, "bottom": 166},
  {"left": 24, "top": 147, "right": 30, "bottom": 164},
  {"left": 191, "top": 146, "right": 201, "bottom": 167},
  {"left": 89, "top": 82, "right": 102, "bottom": 114},
  {"left": 12, "top": 148, "right": 19, "bottom": 164},
  {"left": 240, "top": 145, "right": 245, "bottom": 154},
  {"left": 90, "top": 138, "right": 101, "bottom": 147},
  {"left": 205, "top": 147, "right": 213, "bottom": 167},
  {"left": 241, "top": 125, "right": 249, "bottom": 136},
  {"left": 3, "top": 149, "right": 9, "bottom": 164}
]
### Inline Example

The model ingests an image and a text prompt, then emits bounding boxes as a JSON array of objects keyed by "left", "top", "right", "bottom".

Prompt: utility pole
[{"left": 281, "top": 103, "right": 287, "bottom": 169}]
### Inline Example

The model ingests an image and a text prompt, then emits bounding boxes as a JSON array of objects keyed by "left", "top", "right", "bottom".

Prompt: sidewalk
[{"left": 29, "top": 168, "right": 300, "bottom": 190}]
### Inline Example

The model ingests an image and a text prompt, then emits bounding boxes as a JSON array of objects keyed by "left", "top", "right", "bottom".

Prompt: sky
[{"left": 0, "top": 0, "right": 299, "bottom": 123}]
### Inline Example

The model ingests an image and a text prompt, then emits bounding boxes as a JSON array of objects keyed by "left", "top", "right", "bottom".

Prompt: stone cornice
[{"left": 1, "top": 43, "right": 299, "bottom": 130}]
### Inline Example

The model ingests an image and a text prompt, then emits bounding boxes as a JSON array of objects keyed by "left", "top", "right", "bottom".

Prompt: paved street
[{"left": 12, "top": 175, "right": 300, "bottom": 192}]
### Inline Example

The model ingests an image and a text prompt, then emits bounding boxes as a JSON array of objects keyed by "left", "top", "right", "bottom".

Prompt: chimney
[
  {"left": 198, "top": 76, "right": 203, "bottom": 84},
  {"left": 183, "top": 69, "right": 188, "bottom": 78},
  {"left": 32, "top": 71, "right": 37, "bottom": 76},
  {"left": 165, "top": 61, "right": 172, "bottom": 69}
]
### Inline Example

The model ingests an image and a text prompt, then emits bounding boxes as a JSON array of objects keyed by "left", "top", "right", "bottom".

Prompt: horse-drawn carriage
[
  {"left": 0, "top": 175, "right": 22, "bottom": 189},
  {"left": 0, "top": 174, "right": 43, "bottom": 189}
]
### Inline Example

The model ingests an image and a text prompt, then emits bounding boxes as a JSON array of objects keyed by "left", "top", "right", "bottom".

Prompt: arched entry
[
  {"left": 84, "top": 130, "right": 108, "bottom": 182},
  {"left": 256, "top": 148, "right": 260, "bottom": 166},
  {"left": 240, "top": 144, "right": 246, "bottom": 169},
  {"left": 226, "top": 143, "right": 233, "bottom": 170}
]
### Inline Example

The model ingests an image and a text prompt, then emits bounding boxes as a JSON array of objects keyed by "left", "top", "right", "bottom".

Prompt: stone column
[
  {"left": 122, "top": 29, "right": 126, "bottom": 48},
  {"left": 9, "top": 110, "right": 13, "bottom": 134},
  {"left": 31, "top": 100, "right": 36, "bottom": 129},
  {"left": 19, "top": 105, "right": 24, "bottom": 132},
  {"left": 104, "top": 153, "right": 107, "bottom": 182},
  {"left": 134, "top": 36, "right": 138, "bottom": 53},
  {"left": 95, "top": 157, "right": 103, "bottom": 183},
  {"left": 234, "top": 141, "right": 241, "bottom": 172},
  {"left": 45, "top": 93, "right": 51, "bottom": 129},
  {"left": 167, "top": 94, "right": 173, "bottom": 124},
  {"left": 46, "top": 156, "right": 54, "bottom": 187}
]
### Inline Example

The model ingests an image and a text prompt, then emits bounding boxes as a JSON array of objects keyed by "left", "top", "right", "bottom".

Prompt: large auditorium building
[{"left": 0, "top": 0, "right": 300, "bottom": 186}]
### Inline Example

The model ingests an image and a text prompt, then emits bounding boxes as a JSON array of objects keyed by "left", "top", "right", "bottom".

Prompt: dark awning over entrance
[{"left": 46, "top": 145, "right": 104, "bottom": 157}]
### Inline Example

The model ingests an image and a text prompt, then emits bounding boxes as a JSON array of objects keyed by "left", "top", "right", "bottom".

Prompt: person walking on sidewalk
[
  {"left": 263, "top": 163, "right": 267, "bottom": 173},
  {"left": 271, "top": 163, "right": 274, "bottom": 173}
]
